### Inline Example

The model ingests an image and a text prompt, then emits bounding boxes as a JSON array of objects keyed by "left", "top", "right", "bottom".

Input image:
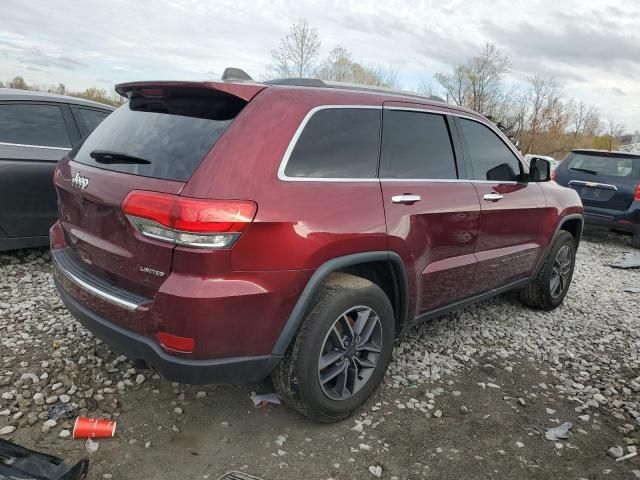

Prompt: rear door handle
[
  {"left": 483, "top": 192, "right": 504, "bottom": 202},
  {"left": 391, "top": 194, "right": 421, "bottom": 204}
]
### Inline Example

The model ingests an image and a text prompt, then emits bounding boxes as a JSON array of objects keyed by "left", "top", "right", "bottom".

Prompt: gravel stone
[
  {"left": 0, "top": 426, "right": 16, "bottom": 435},
  {"left": 608, "top": 446, "right": 624, "bottom": 458}
]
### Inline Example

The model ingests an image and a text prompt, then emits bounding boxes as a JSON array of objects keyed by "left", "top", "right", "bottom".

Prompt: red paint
[
  {"left": 470, "top": 182, "right": 547, "bottom": 292},
  {"left": 51, "top": 80, "right": 583, "bottom": 367}
]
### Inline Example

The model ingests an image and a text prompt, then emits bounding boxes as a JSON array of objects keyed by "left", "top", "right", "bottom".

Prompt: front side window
[
  {"left": 458, "top": 118, "right": 522, "bottom": 182},
  {"left": 380, "top": 110, "right": 457, "bottom": 179},
  {"left": 284, "top": 107, "right": 381, "bottom": 178},
  {"left": 0, "top": 104, "right": 71, "bottom": 148}
]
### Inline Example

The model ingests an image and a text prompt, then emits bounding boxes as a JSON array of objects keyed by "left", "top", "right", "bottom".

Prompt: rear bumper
[
  {"left": 584, "top": 202, "right": 640, "bottom": 235},
  {"left": 55, "top": 277, "right": 280, "bottom": 384}
]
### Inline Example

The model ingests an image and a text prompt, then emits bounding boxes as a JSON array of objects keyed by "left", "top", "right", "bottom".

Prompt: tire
[
  {"left": 272, "top": 273, "right": 395, "bottom": 423},
  {"left": 519, "top": 231, "right": 576, "bottom": 311},
  {"left": 632, "top": 233, "right": 640, "bottom": 249}
]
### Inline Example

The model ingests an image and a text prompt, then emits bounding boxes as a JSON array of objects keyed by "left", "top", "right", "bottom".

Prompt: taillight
[
  {"left": 122, "top": 190, "right": 257, "bottom": 248},
  {"left": 635, "top": 183, "right": 640, "bottom": 201}
]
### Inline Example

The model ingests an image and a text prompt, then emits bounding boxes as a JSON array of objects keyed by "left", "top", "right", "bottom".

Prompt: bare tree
[
  {"left": 48, "top": 83, "right": 67, "bottom": 95},
  {"left": 267, "top": 19, "right": 321, "bottom": 78},
  {"left": 434, "top": 43, "right": 510, "bottom": 119},
  {"left": 522, "top": 75, "right": 562, "bottom": 154},
  {"left": 8, "top": 76, "right": 30, "bottom": 90},
  {"left": 606, "top": 118, "right": 625, "bottom": 150},
  {"left": 317, "top": 46, "right": 399, "bottom": 88},
  {"left": 416, "top": 79, "right": 439, "bottom": 97},
  {"left": 317, "top": 46, "right": 354, "bottom": 82},
  {"left": 434, "top": 65, "right": 468, "bottom": 106}
]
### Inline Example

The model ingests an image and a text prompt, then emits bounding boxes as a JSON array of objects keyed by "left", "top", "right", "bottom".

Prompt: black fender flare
[
  {"left": 533, "top": 213, "right": 584, "bottom": 276},
  {"left": 271, "top": 251, "right": 408, "bottom": 357}
]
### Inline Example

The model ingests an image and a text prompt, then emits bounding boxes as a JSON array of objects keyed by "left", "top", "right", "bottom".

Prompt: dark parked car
[
  {"left": 554, "top": 149, "right": 640, "bottom": 248},
  {"left": 50, "top": 77, "right": 583, "bottom": 422},
  {"left": 0, "top": 88, "right": 114, "bottom": 251}
]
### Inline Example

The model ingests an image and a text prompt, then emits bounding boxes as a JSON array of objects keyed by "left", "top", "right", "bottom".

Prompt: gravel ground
[{"left": 1, "top": 230, "right": 639, "bottom": 480}]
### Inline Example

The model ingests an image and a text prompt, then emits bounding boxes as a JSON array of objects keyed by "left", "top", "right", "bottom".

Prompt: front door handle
[
  {"left": 483, "top": 192, "right": 504, "bottom": 202},
  {"left": 392, "top": 194, "right": 421, "bottom": 204}
]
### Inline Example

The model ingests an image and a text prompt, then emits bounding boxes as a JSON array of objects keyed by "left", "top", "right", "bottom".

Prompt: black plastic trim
[
  {"left": 56, "top": 278, "right": 280, "bottom": 384},
  {"left": 271, "top": 251, "right": 409, "bottom": 356},
  {"left": 0, "top": 234, "right": 49, "bottom": 252},
  {"left": 411, "top": 277, "right": 532, "bottom": 326}
]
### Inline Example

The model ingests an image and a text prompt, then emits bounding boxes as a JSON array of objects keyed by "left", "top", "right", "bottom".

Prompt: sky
[{"left": 1, "top": 0, "right": 638, "bottom": 131}]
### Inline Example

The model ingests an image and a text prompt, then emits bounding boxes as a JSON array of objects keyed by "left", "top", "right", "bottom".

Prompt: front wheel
[
  {"left": 519, "top": 231, "right": 576, "bottom": 311},
  {"left": 272, "top": 273, "right": 395, "bottom": 423}
]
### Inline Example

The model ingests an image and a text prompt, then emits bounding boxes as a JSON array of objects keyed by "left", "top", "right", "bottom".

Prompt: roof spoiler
[{"left": 115, "top": 80, "right": 265, "bottom": 102}]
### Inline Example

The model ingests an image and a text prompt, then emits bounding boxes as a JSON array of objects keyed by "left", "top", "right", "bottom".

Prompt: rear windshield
[
  {"left": 70, "top": 87, "right": 246, "bottom": 181},
  {"left": 565, "top": 153, "right": 640, "bottom": 178}
]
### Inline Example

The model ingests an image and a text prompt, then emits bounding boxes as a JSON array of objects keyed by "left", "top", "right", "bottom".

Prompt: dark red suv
[{"left": 50, "top": 77, "right": 584, "bottom": 422}]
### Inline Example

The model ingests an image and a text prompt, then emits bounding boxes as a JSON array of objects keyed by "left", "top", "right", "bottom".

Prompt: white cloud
[{"left": 0, "top": 0, "right": 638, "bottom": 130}]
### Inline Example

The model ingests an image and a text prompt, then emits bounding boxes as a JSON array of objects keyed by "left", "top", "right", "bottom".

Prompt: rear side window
[
  {"left": 0, "top": 104, "right": 71, "bottom": 148},
  {"left": 284, "top": 108, "right": 380, "bottom": 178},
  {"left": 565, "top": 153, "right": 640, "bottom": 178},
  {"left": 71, "top": 87, "right": 246, "bottom": 181},
  {"left": 458, "top": 118, "right": 522, "bottom": 182},
  {"left": 381, "top": 110, "right": 457, "bottom": 179},
  {"left": 73, "top": 108, "right": 110, "bottom": 136}
]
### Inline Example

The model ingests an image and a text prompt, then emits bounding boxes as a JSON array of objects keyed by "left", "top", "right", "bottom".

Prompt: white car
[{"left": 523, "top": 154, "right": 560, "bottom": 171}]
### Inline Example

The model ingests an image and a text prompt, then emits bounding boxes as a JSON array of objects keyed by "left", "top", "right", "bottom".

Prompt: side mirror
[{"left": 529, "top": 157, "right": 551, "bottom": 182}]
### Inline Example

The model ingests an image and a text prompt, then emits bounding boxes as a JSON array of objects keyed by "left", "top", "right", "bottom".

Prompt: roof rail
[
  {"left": 265, "top": 78, "right": 327, "bottom": 87},
  {"left": 324, "top": 80, "right": 445, "bottom": 103},
  {"left": 263, "top": 77, "right": 445, "bottom": 103}
]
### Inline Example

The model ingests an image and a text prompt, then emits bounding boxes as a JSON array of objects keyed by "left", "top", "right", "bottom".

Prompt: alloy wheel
[
  {"left": 550, "top": 245, "right": 572, "bottom": 299},
  {"left": 317, "top": 306, "right": 383, "bottom": 401}
]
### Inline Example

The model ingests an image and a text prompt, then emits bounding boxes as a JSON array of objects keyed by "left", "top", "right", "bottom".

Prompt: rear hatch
[
  {"left": 556, "top": 151, "right": 640, "bottom": 211},
  {"left": 54, "top": 82, "right": 264, "bottom": 297}
]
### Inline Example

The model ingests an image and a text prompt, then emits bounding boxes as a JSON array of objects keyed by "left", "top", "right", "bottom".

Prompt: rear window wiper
[
  {"left": 569, "top": 167, "right": 597, "bottom": 175},
  {"left": 90, "top": 150, "right": 151, "bottom": 165}
]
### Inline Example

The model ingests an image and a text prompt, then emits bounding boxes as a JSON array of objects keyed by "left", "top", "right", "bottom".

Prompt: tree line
[
  {"left": 267, "top": 20, "right": 628, "bottom": 157},
  {"left": 1, "top": 76, "right": 124, "bottom": 107},
  {"left": 4, "top": 19, "right": 628, "bottom": 157}
]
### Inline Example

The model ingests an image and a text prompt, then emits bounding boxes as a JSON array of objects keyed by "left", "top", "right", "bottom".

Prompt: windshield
[{"left": 566, "top": 153, "right": 640, "bottom": 177}]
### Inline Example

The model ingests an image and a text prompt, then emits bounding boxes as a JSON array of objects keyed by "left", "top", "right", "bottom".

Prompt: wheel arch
[
  {"left": 271, "top": 252, "right": 408, "bottom": 357},
  {"left": 558, "top": 214, "right": 584, "bottom": 247},
  {"left": 533, "top": 213, "right": 583, "bottom": 277}
]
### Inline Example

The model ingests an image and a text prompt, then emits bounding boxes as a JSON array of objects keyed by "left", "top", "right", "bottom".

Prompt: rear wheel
[
  {"left": 519, "top": 231, "right": 576, "bottom": 311},
  {"left": 272, "top": 273, "right": 395, "bottom": 423},
  {"left": 632, "top": 233, "right": 640, "bottom": 249}
]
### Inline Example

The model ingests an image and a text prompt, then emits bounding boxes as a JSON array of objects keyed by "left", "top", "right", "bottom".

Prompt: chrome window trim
[
  {"left": 0, "top": 141, "right": 71, "bottom": 151},
  {"left": 277, "top": 105, "right": 382, "bottom": 183},
  {"left": 380, "top": 178, "right": 519, "bottom": 184},
  {"left": 276, "top": 104, "right": 526, "bottom": 184}
]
